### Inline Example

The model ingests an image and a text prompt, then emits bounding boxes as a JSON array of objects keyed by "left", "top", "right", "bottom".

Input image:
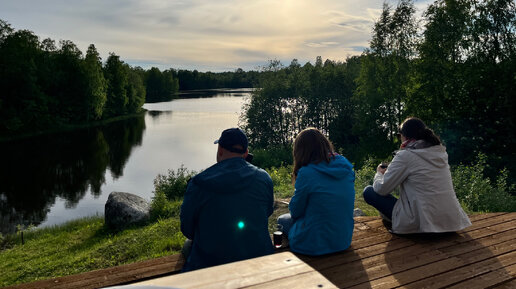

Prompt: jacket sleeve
[
  {"left": 180, "top": 179, "right": 201, "bottom": 239},
  {"left": 373, "top": 151, "right": 410, "bottom": 196},
  {"left": 289, "top": 169, "right": 310, "bottom": 220}
]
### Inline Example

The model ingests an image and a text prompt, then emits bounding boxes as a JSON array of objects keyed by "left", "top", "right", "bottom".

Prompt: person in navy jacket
[
  {"left": 180, "top": 128, "right": 274, "bottom": 271},
  {"left": 278, "top": 127, "right": 355, "bottom": 255}
]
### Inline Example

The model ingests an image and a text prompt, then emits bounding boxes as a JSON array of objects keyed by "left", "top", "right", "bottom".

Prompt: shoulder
[
  {"left": 249, "top": 163, "right": 273, "bottom": 183},
  {"left": 297, "top": 164, "right": 318, "bottom": 180},
  {"left": 333, "top": 154, "right": 353, "bottom": 168},
  {"left": 393, "top": 149, "right": 413, "bottom": 161}
]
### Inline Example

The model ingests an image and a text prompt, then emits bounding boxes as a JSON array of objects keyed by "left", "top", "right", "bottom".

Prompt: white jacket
[{"left": 373, "top": 145, "right": 471, "bottom": 234}]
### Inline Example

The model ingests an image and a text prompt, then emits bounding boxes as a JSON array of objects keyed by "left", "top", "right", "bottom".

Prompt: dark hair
[
  {"left": 292, "top": 128, "right": 334, "bottom": 182},
  {"left": 400, "top": 117, "right": 441, "bottom": 146}
]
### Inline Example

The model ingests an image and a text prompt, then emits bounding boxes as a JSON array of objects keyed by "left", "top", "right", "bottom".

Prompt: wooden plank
[
  {"left": 446, "top": 263, "right": 516, "bottom": 289},
  {"left": 133, "top": 252, "right": 332, "bottom": 289},
  {"left": 247, "top": 271, "right": 338, "bottom": 289},
  {"left": 313, "top": 228, "right": 515, "bottom": 288},
  {"left": 352, "top": 238, "right": 516, "bottom": 288},
  {"left": 350, "top": 213, "right": 511, "bottom": 250},
  {"left": 490, "top": 278, "right": 516, "bottom": 289},
  {"left": 304, "top": 218, "right": 516, "bottom": 273},
  {"left": 298, "top": 219, "right": 516, "bottom": 288},
  {"left": 400, "top": 251, "right": 516, "bottom": 288}
]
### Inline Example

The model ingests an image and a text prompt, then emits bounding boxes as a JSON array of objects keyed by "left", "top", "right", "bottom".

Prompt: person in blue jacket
[
  {"left": 180, "top": 128, "right": 274, "bottom": 271},
  {"left": 278, "top": 127, "right": 355, "bottom": 255}
]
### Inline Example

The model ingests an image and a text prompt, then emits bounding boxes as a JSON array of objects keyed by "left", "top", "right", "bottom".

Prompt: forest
[
  {"left": 0, "top": 20, "right": 258, "bottom": 136},
  {"left": 1, "top": 0, "right": 515, "bottom": 184},
  {"left": 242, "top": 0, "right": 516, "bottom": 186}
]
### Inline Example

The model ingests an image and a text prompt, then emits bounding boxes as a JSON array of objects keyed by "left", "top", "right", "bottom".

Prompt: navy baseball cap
[{"left": 214, "top": 128, "right": 248, "bottom": 154}]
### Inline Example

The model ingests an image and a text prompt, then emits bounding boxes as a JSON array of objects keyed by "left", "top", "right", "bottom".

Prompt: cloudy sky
[{"left": 0, "top": 0, "right": 432, "bottom": 72}]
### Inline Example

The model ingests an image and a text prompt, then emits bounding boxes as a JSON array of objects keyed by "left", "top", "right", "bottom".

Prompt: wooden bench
[
  {"left": 5, "top": 213, "right": 516, "bottom": 288},
  {"left": 132, "top": 212, "right": 516, "bottom": 288}
]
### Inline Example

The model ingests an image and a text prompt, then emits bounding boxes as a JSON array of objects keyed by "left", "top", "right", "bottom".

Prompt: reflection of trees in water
[
  {"left": 0, "top": 115, "right": 146, "bottom": 234},
  {"left": 148, "top": 110, "right": 172, "bottom": 120}
]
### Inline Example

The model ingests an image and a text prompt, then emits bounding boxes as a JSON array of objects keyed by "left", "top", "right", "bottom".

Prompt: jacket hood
[
  {"left": 192, "top": 157, "right": 258, "bottom": 193},
  {"left": 309, "top": 155, "right": 354, "bottom": 179},
  {"left": 405, "top": 145, "right": 449, "bottom": 168}
]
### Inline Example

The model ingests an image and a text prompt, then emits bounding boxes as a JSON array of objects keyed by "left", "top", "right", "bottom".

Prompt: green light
[{"left": 238, "top": 221, "right": 245, "bottom": 229}]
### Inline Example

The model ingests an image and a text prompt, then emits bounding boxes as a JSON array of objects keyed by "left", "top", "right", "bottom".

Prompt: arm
[
  {"left": 373, "top": 152, "right": 410, "bottom": 196},
  {"left": 180, "top": 179, "right": 201, "bottom": 239},
  {"left": 266, "top": 176, "right": 274, "bottom": 217},
  {"left": 289, "top": 169, "right": 310, "bottom": 220}
]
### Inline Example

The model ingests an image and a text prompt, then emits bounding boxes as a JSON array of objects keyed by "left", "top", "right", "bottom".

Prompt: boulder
[{"left": 105, "top": 192, "right": 150, "bottom": 231}]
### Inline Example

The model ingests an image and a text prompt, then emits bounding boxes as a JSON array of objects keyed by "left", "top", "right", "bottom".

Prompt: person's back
[
  {"left": 363, "top": 117, "right": 471, "bottom": 234},
  {"left": 278, "top": 128, "right": 355, "bottom": 256},
  {"left": 288, "top": 154, "right": 355, "bottom": 255},
  {"left": 378, "top": 144, "right": 470, "bottom": 233},
  {"left": 180, "top": 128, "right": 274, "bottom": 271}
]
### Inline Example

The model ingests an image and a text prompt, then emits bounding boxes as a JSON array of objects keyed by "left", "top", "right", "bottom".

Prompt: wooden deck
[{"left": 6, "top": 213, "right": 515, "bottom": 289}]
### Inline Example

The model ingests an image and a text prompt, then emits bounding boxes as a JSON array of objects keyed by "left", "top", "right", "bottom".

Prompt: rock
[
  {"left": 105, "top": 192, "right": 150, "bottom": 231},
  {"left": 353, "top": 208, "right": 366, "bottom": 217}
]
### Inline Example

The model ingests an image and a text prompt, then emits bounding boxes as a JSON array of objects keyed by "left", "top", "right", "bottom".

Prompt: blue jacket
[
  {"left": 288, "top": 155, "right": 355, "bottom": 255},
  {"left": 180, "top": 157, "right": 274, "bottom": 271}
]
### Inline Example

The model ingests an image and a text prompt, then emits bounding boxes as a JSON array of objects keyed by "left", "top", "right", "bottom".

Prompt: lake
[{"left": 0, "top": 89, "right": 250, "bottom": 235}]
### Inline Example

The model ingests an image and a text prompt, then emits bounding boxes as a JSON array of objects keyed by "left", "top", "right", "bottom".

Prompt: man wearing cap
[{"left": 180, "top": 128, "right": 274, "bottom": 271}]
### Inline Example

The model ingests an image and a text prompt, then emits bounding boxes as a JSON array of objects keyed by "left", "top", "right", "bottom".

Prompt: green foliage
[
  {"left": 240, "top": 0, "right": 515, "bottom": 183},
  {"left": 145, "top": 67, "right": 179, "bottom": 103},
  {"left": 0, "top": 20, "right": 151, "bottom": 136},
  {"left": 149, "top": 166, "right": 197, "bottom": 220},
  {"left": 83, "top": 44, "right": 107, "bottom": 120},
  {"left": 266, "top": 166, "right": 294, "bottom": 199},
  {"left": 250, "top": 146, "right": 293, "bottom": 169},
  {"left": 152, "top": 165, "right": 197, "bottom": 201},
  {"left": 176, "top": 68, "right": 259, "bottom": 90},
  {"left": 125, "top": 65, "right": 146, "bottom": 113},
  {"left": 452, "top": 153, "right": 516, "bottom": 213},
  {"left": 242, "top": 57, "right": 359, "bottom": 159},
  {"left": 150, "top": 191, "right": 183, "bottom": 221},
  {"left": 103, "top": 53, "right": 128, "bottom": 117},
  {"left": 353, "top": 158, "right": 382, "bottom": 216},
  {"left": 0, "top": 216, "right": 185, "bottom": 287}
]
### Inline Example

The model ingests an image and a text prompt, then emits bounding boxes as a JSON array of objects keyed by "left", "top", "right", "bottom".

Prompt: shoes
[
  {"left": 379, "top": 212, "right": 393, "bottom": 231},
  {"left": 379, "top": 212, "right": 392, "bottom": 223}
]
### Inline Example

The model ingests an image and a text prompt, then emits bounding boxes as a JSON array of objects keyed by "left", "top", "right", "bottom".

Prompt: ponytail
[
  {"left": 400, "top": 117, "right": 441, "bottom": 146},
  {"left": 422, "top": 128, "right": 441, "bottom": 146}
]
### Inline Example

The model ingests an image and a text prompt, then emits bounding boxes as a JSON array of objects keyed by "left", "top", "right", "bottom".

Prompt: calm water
[{"left": 0, "top": 90, "right": 249, "bottom": 234}]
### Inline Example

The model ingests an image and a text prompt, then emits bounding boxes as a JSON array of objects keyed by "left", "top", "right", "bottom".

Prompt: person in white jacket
[{"left": 363, "top": 117, "right": 471, "bottom": 234}]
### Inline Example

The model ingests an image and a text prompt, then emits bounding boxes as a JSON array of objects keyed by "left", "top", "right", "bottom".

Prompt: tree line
[
  {"left": 0, "top": 20, "right": 260, "bottom": 135},
  {"left": 242, "top": 0, "right": 516, "bottom": 184}
]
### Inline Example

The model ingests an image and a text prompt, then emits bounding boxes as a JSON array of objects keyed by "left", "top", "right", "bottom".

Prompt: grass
[{"left": 0, "top": 216, "right": 185, "bottom": 287}]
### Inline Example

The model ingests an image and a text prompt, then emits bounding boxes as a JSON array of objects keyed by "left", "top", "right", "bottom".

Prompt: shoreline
[{"left": 0, "top": 110, "right": 147, "bottom": 143}]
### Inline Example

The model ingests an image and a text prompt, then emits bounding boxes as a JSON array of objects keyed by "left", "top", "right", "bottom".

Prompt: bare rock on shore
[{"left": 105, "top": 192, "right": 150, "bottom": 231}]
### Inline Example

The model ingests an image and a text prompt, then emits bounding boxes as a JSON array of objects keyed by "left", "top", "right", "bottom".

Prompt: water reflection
[{"left": 0, "top": 115, "right": 145, "bottom": 234}]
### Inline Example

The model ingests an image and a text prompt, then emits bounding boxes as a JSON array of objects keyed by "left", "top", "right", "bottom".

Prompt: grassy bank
[{"left": 0, "top": 216, "right": 184, "bottom": 287}]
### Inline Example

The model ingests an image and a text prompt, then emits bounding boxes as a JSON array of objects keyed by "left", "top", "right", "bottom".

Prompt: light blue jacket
[{"left": 288, "top": 155, "right": 355, "bottom": 255}]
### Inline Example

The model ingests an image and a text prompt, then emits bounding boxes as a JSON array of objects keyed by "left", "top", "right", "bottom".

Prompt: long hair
[
  {"left": 400, "top": 117, "right": 441, "bottom": 146},
  {"left": 292, "top": 128, "right": 334, "bottom": 182}
]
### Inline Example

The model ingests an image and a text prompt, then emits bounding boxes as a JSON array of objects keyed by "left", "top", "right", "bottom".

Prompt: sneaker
[{"left": 379, "top": 212, "right": 392, "bottom": 223}]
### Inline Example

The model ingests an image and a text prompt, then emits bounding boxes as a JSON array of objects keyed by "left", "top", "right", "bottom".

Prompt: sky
[{"left": 0, "top": 0, "right": 433, "bottom": 72}]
